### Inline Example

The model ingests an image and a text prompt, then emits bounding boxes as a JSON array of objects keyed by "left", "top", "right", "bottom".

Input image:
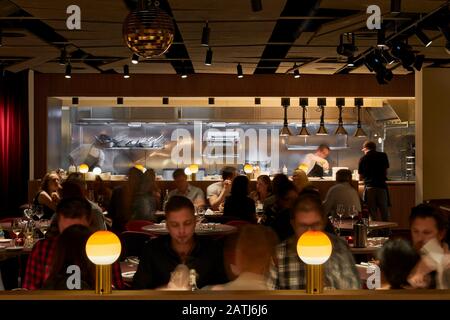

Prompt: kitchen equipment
[{"left": 332, "top": 167, "right": 349, "bottom": 180}]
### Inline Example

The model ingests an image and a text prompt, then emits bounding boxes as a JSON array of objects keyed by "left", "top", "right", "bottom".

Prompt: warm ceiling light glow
[
  {"left": 93, "top": 167, "right": 102, "bottom": 175},
  {"left": 237, "top": 63, "right": 243, "bottom": 78},
  {"left": 201, "top": 21, "right": 210, "bottom": 46},
  {"left": 297, "top": 230, "right": 332, "bottom": 265},
  {"left": 78, "top": 164, "right": 89, "bottom": 174},
  {"left": 243, "top": 164, "right": 254, "bottom": 174},
  {"left": 189, "top": 164, "right": 199, "bottom": 174},
  {"left": 86, "top": 231, "right": 121, "bottom": 265},
  {"left": 415, "top": 28, "right": 432, "bottom": 47},
  {"left": 205, "top": 47, "right": 213, "bottom": 66},
  {"left": 123, "top": 65, "right": 130, "bottom": 79},
  {"left": 131, "top": 53, "right": 139, "bottom": 64},
  {"left": 65, "top": 63, "right": 72, "bottom": 79}
]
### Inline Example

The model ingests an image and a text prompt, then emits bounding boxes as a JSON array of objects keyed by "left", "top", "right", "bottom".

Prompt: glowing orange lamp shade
[
  {"left": 189, "top": 164, "right": 199, "bottom": 174},
  {"left": 297, "top": 230, "right": 332, "bottom": 265},
  {"left": 86, "top": 231, "right": 121, "bottom": 265},
  {"left": 297, "top": 231, "right": 333, "bottom": 294},
  {"left": 85, "top": 231, "right": 122, "bottom": 294},
  {"left": 243, "top": 164, "right": 254, "bottom": 174},
  {"left": 78, "top": 164, "right": 89, "bottom": 174}
]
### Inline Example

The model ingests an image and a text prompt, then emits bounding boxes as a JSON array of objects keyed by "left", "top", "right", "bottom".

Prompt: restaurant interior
[{"left": 0, "top": 0, "right": 450, "bottom": 303}]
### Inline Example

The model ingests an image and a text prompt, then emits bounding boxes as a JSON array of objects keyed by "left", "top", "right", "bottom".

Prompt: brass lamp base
[
  {"left": 95, "top": 264, "right": 112, "bottom": 294},
  {"left": 306, "top": 264, "right": 324, "bottom": 294},
  {"left": 192, "top": 173, "right": 196, "bottom": 181}
]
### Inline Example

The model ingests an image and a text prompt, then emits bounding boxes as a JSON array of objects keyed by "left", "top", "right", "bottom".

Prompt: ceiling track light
[
  {"left": 131, "top": 53, "right": 139, "bottom": 65},
  {"left": 337, "top": 33, "right": 357, "bottom": 57},
  {"left": 237, "top": 63, "right": 243, "bottom": 78},
  {"left": 205, "top": 47, "right": 213, "bottom": 66},
  {"left": 414, "top": 54, "right": 425, "bottom": 71},
  {"left": 335, "top": 98, "right": 348, "bottom": 135},
  {"left": 59, "top": 47, "right": 67, "bottom": 65},
  {"left": 415, "top": 28, "right": 432, "bottom": 47},
  {"left": 293, "top": 63, "right": 300, "bottom": 78},
  {"left": 201, "top": 21, "right": 210, "bottom": 46},
  {"left": 251, "top": 0, "right": 263, "bottom": 12},
  {"left": 298, "top": 98, "right": 310, "bottom": 137},
  {"left": 347, "top": 56, "right": 355, "bottom": 67},
  {"left": 316, "top": 98, "right": 328, "bottom": 136},
  {"left": 181, "top": 61, "right": 187, "bottom": 78},
  {"left": 381, "top": 50, "right": 396, "bottom": 65},
  {"left": 391, "top": 0, "right": 401, "bottom": 14},
  {"left": 123, "top": 65, "right": 130, "bottom": 78},
  {"left": 65, "top": 63, "right": 72, "bottom": 79},
  {"left": 354, "top": 98, "right": 367, "bottom": 137},
  {"left": 280, "top": 99, "right": 292, "bottom": 137}
]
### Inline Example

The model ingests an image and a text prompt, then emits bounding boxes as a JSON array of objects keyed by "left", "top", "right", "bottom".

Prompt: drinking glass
[
  {"left": 196, "top": 206, "right": 206, "bottom": 224},
  {"left": 336, "top": 204, "right": 345, "bottom": 232},
  {"left": 38, "top": 220, "right": 50, "bottom": 239},
  {"left": 34, "top": 205, "right": 44, "bottom": 220},
  {"left": 11, "top": 219, "right": 23, "bottom": 247},
  {"left": 349, "top": 205, "right": 358, "bottom": 227}
]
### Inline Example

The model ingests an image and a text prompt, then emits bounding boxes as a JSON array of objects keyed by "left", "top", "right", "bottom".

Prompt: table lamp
[
  {"left": 243, "top": 164, "right": 254, "bottom": 179},
  {"left": 184, "top": 167, "right": 192, "bottom": 180},
  {"left": 78, "top": 164, "right": 89, "bottom": 174},
  {"left": 134, "top": 164, "right": 146, "bottom": 173},
  {"left": 189, "top": 164, "right": 199, "bottom": 181},
  {"left": 92, "top": 167, "right": 102, "bottom": 175},
  {"left": 85, "top": 231, "right": 122, "bottom": 294},
  {"left": 297, "top": 230, "right": 332, "bottom": 294}
]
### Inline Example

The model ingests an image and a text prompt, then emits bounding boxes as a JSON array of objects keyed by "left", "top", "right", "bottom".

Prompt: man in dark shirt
[
  {"left": 133, "top": 195, "right": 227, "bottom": 289},
  {"left": 358, "top": 140, "right": 390, "bottom": 221}
]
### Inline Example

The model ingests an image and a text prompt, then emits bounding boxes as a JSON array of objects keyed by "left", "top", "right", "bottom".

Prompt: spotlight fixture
[
  {"left": 354, "top": 98, "right": 367, "bottom": 137},
  {"left": 181, "top": 62, "right": 187, "bottom": 79},
  {"left": 381, "top": 50, "right": 396, "bottom": 65},
  {"left": 201, "top": 21, "right": 210, "bottom": 46},
  {"left": 316, "top": 98, "right": 328, "bottom": 136},
  {"left": 415, "top": 28, "right": 432, "bottom": 47},
  {"left": 365, "top": 51, "right": 393, "bottom": 85},
  {"left": 391, "top": 41, "right": 416, "bottom": 69},
  {"left": 117, "top": 97, "right": 124, "bottom": 105},
  {"left": 298, "top": 98, "right": 310, "bottom": 137},
  {"left": 293, "top": 63, "right": 300, "bottom": 78},
  {"left": 72, "top": 97, "right": 79, "bottom": 105},
  {"left": 251, "top": 0, "right": 263, "bottom": 12},
  {"left": 347, "top": 56, "right": 355, "bottom": 67},
  {"left": 123, "top": 65, "right": 130, "bottom": 79},
  {"left": 377, "top": 28, "right": 389, "bottom": 49},
  {"left": 280, "top": 99, "right": 292, "bottom": 137},
  {"left": 205, "top": 47, "right": 213, "bottom": 66},
  {"left": 59, "top": 47, "right": 67, "bottom": 65},
  {"left": 337, "top": 33, "right": 357, "bottom": 57},
  {"left": 237, "top": 63, "right": 243, "bottom": 78},
  {"left": 335, "top": 98, "right": 348, "bottom": 135},
  {"left": 65, "top": 63, "right": 72, "bottom": 79},
  {"left": 391, "top": 0, "right": 401, "bottom": 14},
  {"left": 131, "top": 53, "right": 139, "bottom": 65}
]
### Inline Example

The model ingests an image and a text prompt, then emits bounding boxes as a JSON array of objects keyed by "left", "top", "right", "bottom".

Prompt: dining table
[
  {"left": 339, "top": 220, "right": 398, "bottom": 231},
  {"left": 142, "top": 223, "right": 237, "bottom": 236}
]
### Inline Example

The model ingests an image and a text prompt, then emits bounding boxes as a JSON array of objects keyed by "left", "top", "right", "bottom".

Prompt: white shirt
[{"left": 303, "top": 153, "right": 329, "bottom": 175}]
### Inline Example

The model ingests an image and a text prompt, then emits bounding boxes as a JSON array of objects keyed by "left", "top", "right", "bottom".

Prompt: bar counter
[{"left": 0, "top": 289, "right": 449, "bottom": 300}]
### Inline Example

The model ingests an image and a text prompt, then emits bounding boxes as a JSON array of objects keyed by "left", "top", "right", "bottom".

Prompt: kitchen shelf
[{"left": 286, "top": 145, "right": 349, "bottom": 151}]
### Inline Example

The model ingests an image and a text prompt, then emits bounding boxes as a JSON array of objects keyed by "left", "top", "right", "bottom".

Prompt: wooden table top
[{"left": 340, "top": 221, "right": 398, "bottom": 231}]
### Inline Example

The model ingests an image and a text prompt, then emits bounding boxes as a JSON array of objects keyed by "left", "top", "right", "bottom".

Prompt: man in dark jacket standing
[{"left": 358, "top": 141, "right": 390, "bottom": 221}]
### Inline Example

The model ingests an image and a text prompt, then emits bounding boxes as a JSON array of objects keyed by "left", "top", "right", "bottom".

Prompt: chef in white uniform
[{"left": 303, "top": 144, "right": 330, "bottom": 177}]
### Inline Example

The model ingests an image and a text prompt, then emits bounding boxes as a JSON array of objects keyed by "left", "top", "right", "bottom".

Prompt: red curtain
[{"left": 0, "top": 72, "right": 29, "bottom": 216}]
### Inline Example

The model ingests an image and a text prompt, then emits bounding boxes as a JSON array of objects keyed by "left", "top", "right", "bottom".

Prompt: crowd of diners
[{"left": 5, "top": 140, "right": 449, "bottom": 290}]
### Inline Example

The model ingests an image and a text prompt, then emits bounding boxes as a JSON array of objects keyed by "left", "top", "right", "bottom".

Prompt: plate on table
[
  {"left": 6, "top": 246, "right": 23, "bottom": 251},
  {"left": 0, "top": 239, "right": 11, "bottom": 243}
]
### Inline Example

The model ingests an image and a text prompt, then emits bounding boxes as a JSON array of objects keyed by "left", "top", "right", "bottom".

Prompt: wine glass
[
  {"left": 349, "top": 205, "right": 358, "bottom": 227},
  {"left": 38, "top": 220, "right": 50, "bottom": 239},
  {"left": 336, "top": 204, "right": 345, "bottom": 233},
  {"left": 196, "top": 206, "right": 206, "bottom": 224},
  {"left": 34, "top": 205, "right": 44, "bottom": 220},
  {"left": 11, "top": 219, "right": 23, "bottom": 247}
]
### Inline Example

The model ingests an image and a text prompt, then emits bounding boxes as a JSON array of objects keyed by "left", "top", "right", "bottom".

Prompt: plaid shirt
[
  {"left": 23, "top": 237, "right": 124, "bottom": 290},
  {"left": 268, "top": 234, "right": 361, "bottom": 290}
]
